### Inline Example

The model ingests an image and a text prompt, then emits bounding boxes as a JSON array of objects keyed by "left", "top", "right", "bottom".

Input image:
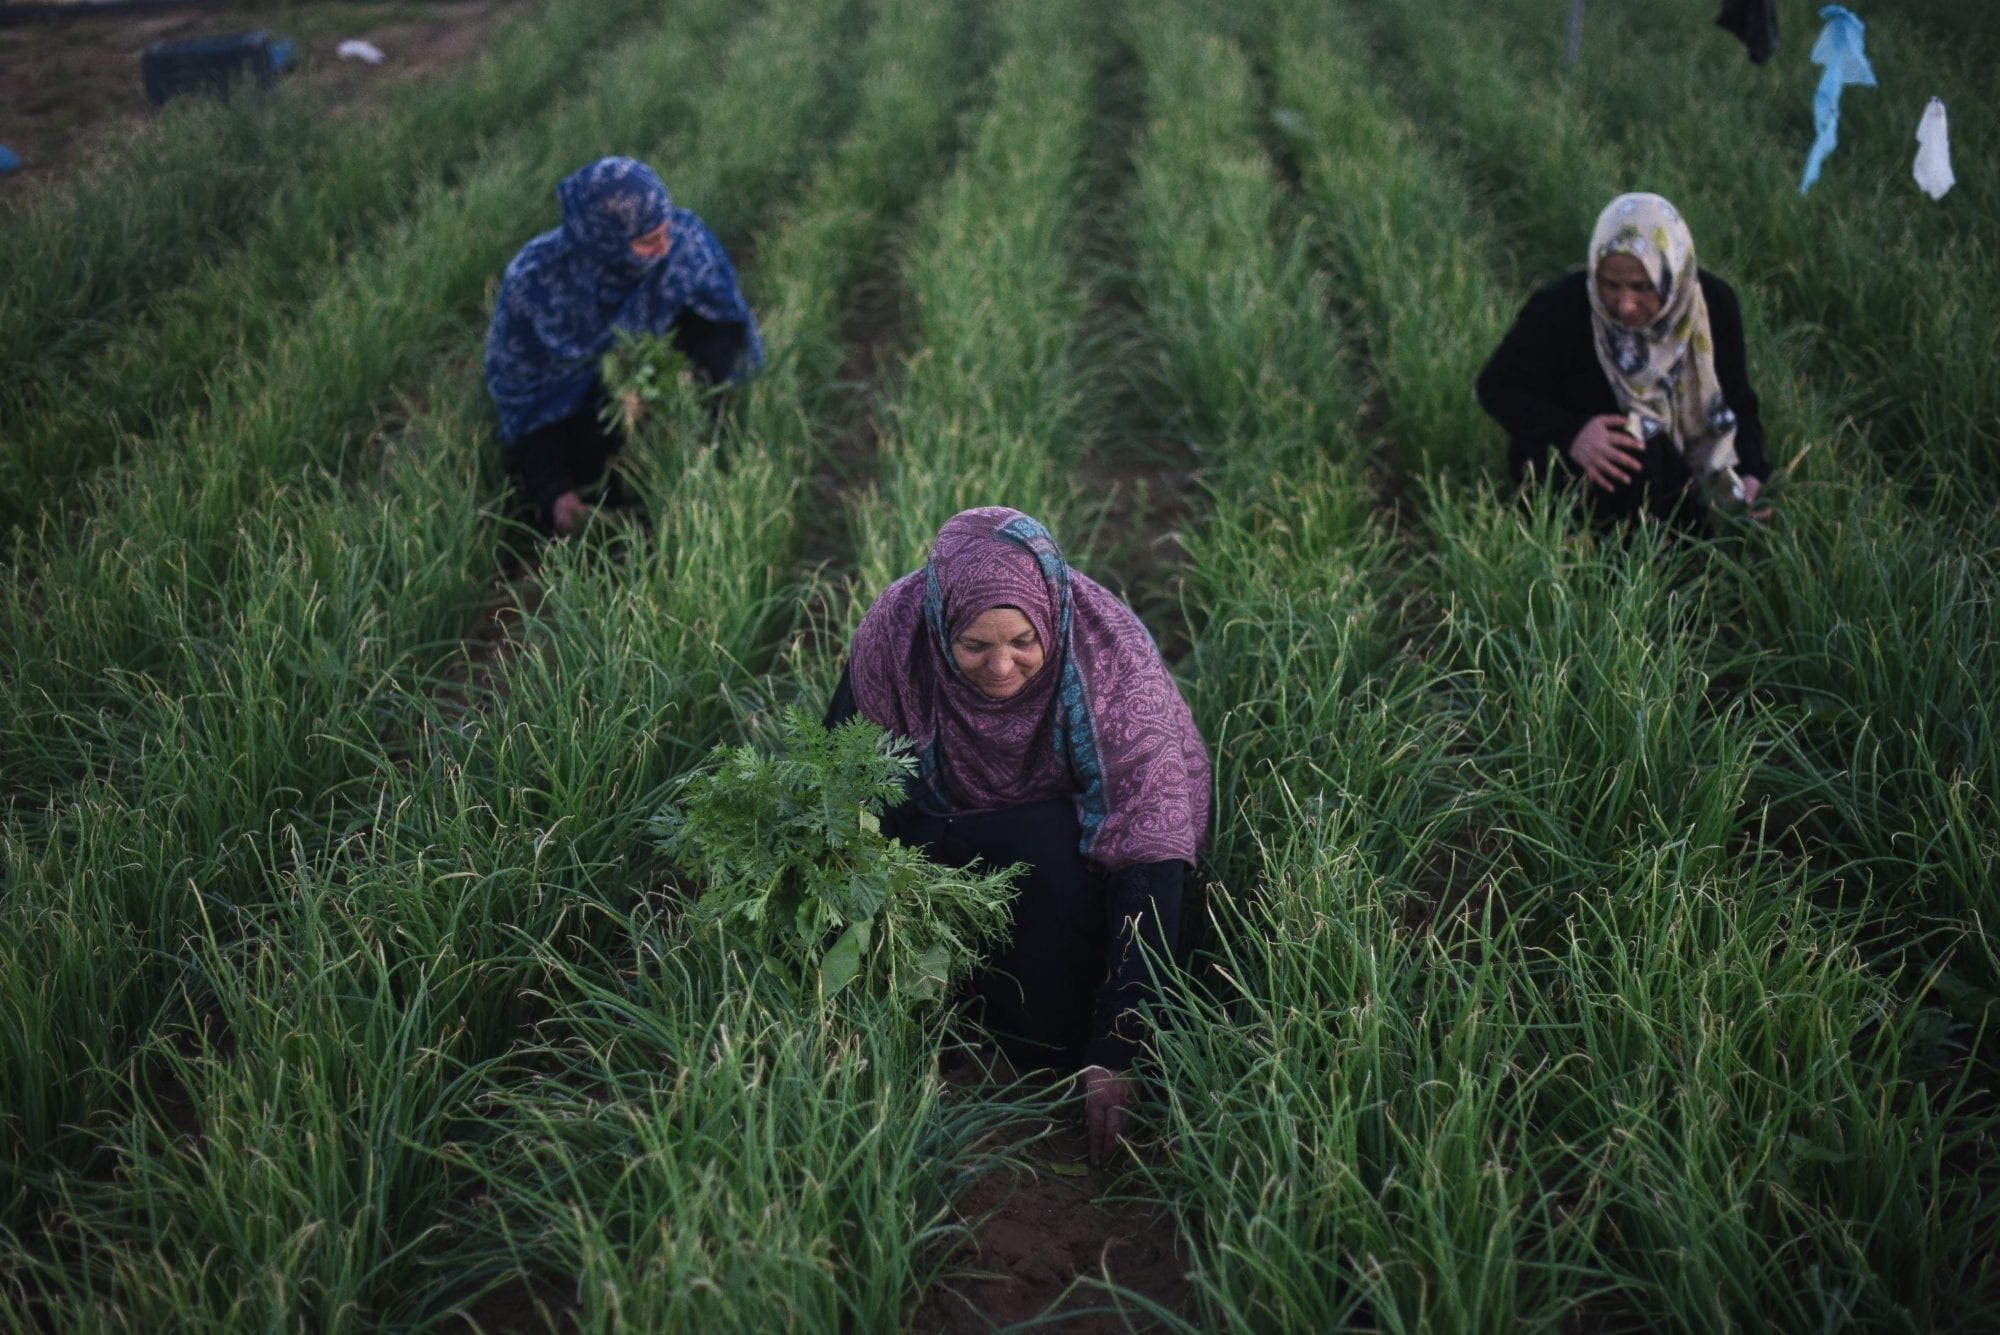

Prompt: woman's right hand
[
  {"left": 1081, "top": 1065, "right": 1132, "bottom": 1166},
  {"left": 1567, "top": 414, "right": 1646, "bottom": 492},
  {"left": 551, "top": 490, "right": 588, "bottom": 535}
]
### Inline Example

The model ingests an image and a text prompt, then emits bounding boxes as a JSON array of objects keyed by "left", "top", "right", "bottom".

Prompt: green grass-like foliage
[
  {"left": 598, "top": 329, "right": 705, "bottom": 436},
  {"left": 654, "top": 710, "right": 1019, "bottom": 1006}
]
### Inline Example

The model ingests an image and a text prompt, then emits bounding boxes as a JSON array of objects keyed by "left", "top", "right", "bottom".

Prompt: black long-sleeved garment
[
  {"left": 825, "top": 668, "right": 1185, "bottom": 1072},
  {"left": 1476, "top": 269, "right": 1766, "bottom": 524}
]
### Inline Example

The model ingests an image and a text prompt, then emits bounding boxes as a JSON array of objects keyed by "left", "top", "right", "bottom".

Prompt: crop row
[
  {"left": 2, "top": 0, "right": 867, "bottom": 1318},
  {"left": 1101, "top": 0, "right": 1995, "bottom": 1327}
]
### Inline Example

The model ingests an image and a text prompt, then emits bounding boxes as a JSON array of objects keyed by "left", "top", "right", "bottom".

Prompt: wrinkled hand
[
  {"left": 550, "top": 490, "right": 588, "bottom": 535},
  {"left": 1567, "top": 413, "right": 1646, "bottom": 492},
  {"left": 1081, "top": 1065, "right": 1132, "bottom": 1166}
]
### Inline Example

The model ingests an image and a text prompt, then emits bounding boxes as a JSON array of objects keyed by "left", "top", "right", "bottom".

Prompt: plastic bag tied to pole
[
  {"left": 1799, "top": 4, "right": 1876, "bottom": 194},
  {"left": 1913, "top": 97, "right": 1955, "bottom": 200}
]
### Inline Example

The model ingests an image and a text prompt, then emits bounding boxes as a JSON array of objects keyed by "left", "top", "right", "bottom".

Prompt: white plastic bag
[
  {"left": 1914, "top": 97, "right": 1955, "bottom": 200},
  {"left": 337, "top": 39, "right": 386, "bottom": 66}
]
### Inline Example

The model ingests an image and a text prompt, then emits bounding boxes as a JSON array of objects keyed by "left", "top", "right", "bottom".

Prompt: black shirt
[{"left": 1476, "top": 269, "right": 1766, "bottom": 521}]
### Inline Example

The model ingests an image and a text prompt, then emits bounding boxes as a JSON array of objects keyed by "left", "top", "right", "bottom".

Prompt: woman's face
[
  {"left": 1595, "top": 252, "right": 1662, "bottom": 329},
  {"left": 628, "top": 221, "right": 671, "bottom": 261},
  {"left": 951, "top": 605, "right": 1045, "bottom": 700}
]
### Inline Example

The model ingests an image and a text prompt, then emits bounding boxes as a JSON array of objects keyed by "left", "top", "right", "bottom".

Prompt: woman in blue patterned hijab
[{"left": 484, "top": 156, "right": 764, "bottom": 533}]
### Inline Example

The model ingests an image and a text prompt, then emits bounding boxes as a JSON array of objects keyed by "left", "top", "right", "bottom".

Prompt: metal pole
[{"left": 1565, "top": 0, "right": 1586, "bottom": 65}]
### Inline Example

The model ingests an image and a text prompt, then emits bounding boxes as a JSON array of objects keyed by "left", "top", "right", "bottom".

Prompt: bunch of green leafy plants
[
  {"left": 598, "top": 329, "right": 705, "bottom": 437},
  {"left": 653, "top": 709, "right": 1020, "bottom": 1007}
]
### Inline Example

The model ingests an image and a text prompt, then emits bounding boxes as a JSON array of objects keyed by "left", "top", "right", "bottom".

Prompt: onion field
[{"left": 3, "top": 0, "right": 1996, "bottom": 1328}]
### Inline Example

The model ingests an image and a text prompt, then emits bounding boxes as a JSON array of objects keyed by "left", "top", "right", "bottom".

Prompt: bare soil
[
  {"left": 804, "top": 259, "right": 907, "bottom": 569},
  {"left": 449, "top": 1103, "right": 1196, "bottom": 1334},
  {"left": 0, "top": 0, "right": 533, "bottom": 199},
  {"left": 911, "top": 1109, "right": 1193, "bottom": 1334}
]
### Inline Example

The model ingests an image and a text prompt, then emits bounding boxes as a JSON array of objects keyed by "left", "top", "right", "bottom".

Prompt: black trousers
[
  {"left": 822, "top": 670, "right": 1188, "bottom": 1072},
  {"left": 888, "top": 799, "right": 1108, "bottom": 1070},
  {"left": 502, "top": 313, "right": 750, "bottom": 532},
  {"left": 887, "top": 797, "right": 1192, "bottom": 1074}
]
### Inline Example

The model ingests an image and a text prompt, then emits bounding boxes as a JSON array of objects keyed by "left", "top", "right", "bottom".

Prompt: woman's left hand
[
  {"left": 1081, "top": 1065, "right": 1132, "bottom": 1165},
  {"left": 1741, "top": 473, "right": 1772, "bottom": 520}
]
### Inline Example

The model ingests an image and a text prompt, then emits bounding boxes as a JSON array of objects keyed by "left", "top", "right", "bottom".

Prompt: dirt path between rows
[
  {"left": 909, "top": 26, "right": 1202, "bottom": 1332},
  {"left": 911, "top": 1100, "right": 1191, "bottom": 1334}
]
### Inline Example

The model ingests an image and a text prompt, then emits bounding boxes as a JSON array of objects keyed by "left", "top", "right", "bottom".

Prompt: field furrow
[{"left": 842, "top": 0, "right": 1104, "bottom": 603}]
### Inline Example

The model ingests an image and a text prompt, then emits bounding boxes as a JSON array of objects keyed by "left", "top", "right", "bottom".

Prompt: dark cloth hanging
[{"left": 1715, "top": 0, "right": 1779, "bottom": 65}]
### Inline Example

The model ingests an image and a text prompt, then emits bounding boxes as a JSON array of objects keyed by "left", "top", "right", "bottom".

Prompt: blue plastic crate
[{"left": 141, "top": 29, "right": 290, "bottom": 109}]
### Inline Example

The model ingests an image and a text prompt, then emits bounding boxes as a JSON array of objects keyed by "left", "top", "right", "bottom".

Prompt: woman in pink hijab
[{"left": 827, "top": 507, "right": 1210, "bottom": 1162}]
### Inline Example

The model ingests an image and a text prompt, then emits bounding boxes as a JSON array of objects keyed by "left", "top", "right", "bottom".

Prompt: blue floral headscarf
[{"left": 484, "top": 156, "right": 765, "bottom": 443}]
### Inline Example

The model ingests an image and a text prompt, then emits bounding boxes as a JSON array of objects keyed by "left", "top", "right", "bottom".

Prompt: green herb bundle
[
  {"left": 598, "top": 328, "right": 703, "bottom": 437},
  {"left": 653, "top": 709, "right": 1020, "bottom": 1007}
]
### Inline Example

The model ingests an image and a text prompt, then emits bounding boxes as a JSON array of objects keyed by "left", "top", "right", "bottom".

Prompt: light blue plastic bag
[{"left": 1800, "top": 5, "right": 1876, "bottom": 194}]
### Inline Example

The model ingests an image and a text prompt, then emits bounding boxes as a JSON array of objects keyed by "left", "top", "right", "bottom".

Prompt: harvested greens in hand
[{"left": 653, "top": 709, "right": 1019, "bottom": 1006}]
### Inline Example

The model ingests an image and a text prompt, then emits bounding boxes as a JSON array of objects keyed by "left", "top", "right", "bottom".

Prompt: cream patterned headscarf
[{"left": 1587, "top": 193, "right": 1740, "bottom": 482}]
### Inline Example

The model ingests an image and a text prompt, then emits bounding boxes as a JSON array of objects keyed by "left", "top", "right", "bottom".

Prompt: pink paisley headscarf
[{"left": 847, "top": 507, "right": 1210, "bottom": 872}]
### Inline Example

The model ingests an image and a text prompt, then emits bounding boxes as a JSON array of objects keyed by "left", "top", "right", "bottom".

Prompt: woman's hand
[
  {"left": 1567, "top": 414, "right": 1646, "bottom": 492},
  {"left": 551, "top": 490, "right": 588, "bottom": 535},
  {"left": 1740, "top": 473, "right": 1773, "bottom": 520},
  {"left": 1081, "top": 1065, "right": 1132, "bottom": 1165}
]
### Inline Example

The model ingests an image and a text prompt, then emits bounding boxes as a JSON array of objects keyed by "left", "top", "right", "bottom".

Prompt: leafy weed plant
[
  {"left": 597, "top": 332, "right": 704, "bottom": 438},
  {"left": 655, "top": 710, "right": 1018, "bottom": 1005}
]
